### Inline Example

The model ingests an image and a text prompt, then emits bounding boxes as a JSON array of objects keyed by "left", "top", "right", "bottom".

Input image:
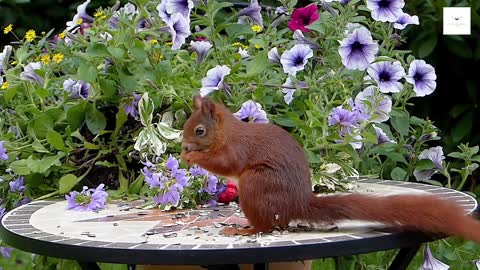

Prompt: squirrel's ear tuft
[
  {"left": 193, "top": 95, "right": 202, "bottom": 110},
  {"left": 202, "top": 97, "right": 216, "bottom": 118}
]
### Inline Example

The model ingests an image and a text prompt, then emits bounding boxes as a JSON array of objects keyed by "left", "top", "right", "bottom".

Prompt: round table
[{"left": 1, "top": 179, "right": 478, "bottom": 270}]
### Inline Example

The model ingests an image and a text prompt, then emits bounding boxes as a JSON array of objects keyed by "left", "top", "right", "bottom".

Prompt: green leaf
[
  {"left": 78, "top": 63, "right": 98, "bottom": 83},
  {"left": 59, "top": 174, "right": 80, "bottom": 194},
  {"left": 390, "top": 167, "right": 407, "bottom": 181},
  {"left": 86, "top": 43, "right": 110, "bottom": 57},
  {"left": 33, "top": 113, "right": 54, "bottom": 139},
  {"left": 157, "top": 122, "right": 181, "bottom": 140},
  {"left": 107, "top": 47, "right": 126, "bottom": 59},
  {"left": 66, "top": 103, "right": 86, "bottom": 130},
  {"left": 99, "top": 79, "right": 117, "bottom": 100},
  {"left": 416, "top": 159, "right": 435, "bottom": 170},
  {"left": 451, "top": 112, "right": 473, "bottom": 143},
  {"left": 225, "top": 23, "right": 253, "bottom": 37},
  {"left": 118, "top": 66, "right": 137, "bottom": 91},
  {"left": 29, "top": 153, "right": 65, "bottom": 173},
  {"left": 3, "top": 85, "right": 18, "bottom": 103},
  {"left": 472, "top": 155, "right": 480, "bottom": 163},
  {"left": 414, "top": 32, "right": 438, "bottom": 58},
  {"left": 114, "top": 107, "right": 128, "bottom": 137},
  {"left": 35, "top": 88, "right": 50, "bottom": 99},
  {"left": 390, "top": 110, "right": 410, "bottom": 137},
  {"left": 447, "top": 151, "right": 464, "bottom": 159},
  {"left": 95, "top": 161, "right": 118, "bottom": 168},
  {"left": 128, "top": 175, "right": 144, "bottom": 194},
  {"left": 127, "top": 39, "right": 147, "bottom": 62},
  {"left": 139, "top": 92, "right": 154, "bottom": 126},
  {"left": 85, "top": 103, "right": 107, "bottom": 134},
  {"left": 444, "top": 36, "right": 473, "bottom": 59},
  {"left": 9, "top": 159, "right": 31, "bottom": 175},
  {"left": 46, "top": 130, "right": 67, "bottom": 151},
  {"left": 119, "top": 171, "right": 129, "bottom": 193},
  {"left": 32, "top": 140, "right": 50, "bottom": 153},
  {"left": 84, "top": 142, "right": 100, "bottom": 150},
  {"left": 245, "top": 51, "right": 268, "bottom": 77}
]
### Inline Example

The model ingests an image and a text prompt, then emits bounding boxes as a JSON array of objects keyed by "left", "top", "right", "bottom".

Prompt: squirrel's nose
[{"left": 182, "top": 143, "right": 193, "bottom": 152}]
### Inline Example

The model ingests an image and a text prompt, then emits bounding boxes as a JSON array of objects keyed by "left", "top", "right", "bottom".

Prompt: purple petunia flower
[
  {"left": 65, "top": 184, "right": 108, "bottom": 211},
  {"left": 238, "top": 47, "right": 250, "bottom": 59},
  {"left": 238, "top": 0, "right": 263, "bottom": 27},
  {"left": 328, "top": 105, "right": 369, "bottom": 136},
  {"left": 293, "top": 30, "right": 321, "bottom": 50},
  {"left": 167, "top": 13, "right": 191, "bottom": 50},
  {"left": 354, "top": 86, "right": 392, "bottom": 123},
  {"left": 280, "top": 44, "right": 313, "bottom": 75},
  {"left": 373, "top": 125, "right": 396, "bottom": 145},
  {"left": 124, "top": 93, "right": 141, "bottom": 118},
  {"left": 0, "top": 141, "right": 8, "bottom": 161},
  {"left": 234, "top": 100, "right": 269, "bottom": 123},
  {"left": 190, "top": 41, "right": 213, "bottom": 63},
  {"left": 190, "top": 165, "right": 208, "bottom": 177},
  {"left": 394, "top": 12, "right": 419, "bottom": 30},
  {"left": 108, "top": 3, "right": 139, "bottom": 29},
  {"left": 281, "top": 77, "right": 308, "bottom": 105},
  {"left": 338, "top": 27, "right": 379, "bottom": 71},
  {"left": 16, "top": 197, "right": 31, "bottom": 207},
  {"left": 418, "top": 244, "right": 449, "bottom": 270},
  {"left": 20, "top": 62, "right": 43, "bottom": 85},
  {"left": 9, "top": 177, "right": 25, "bottom": 193},
  {"left": 366, "top": 0, "right": 405, "bottom": 22},
  {"left": 413, "top": 146, "right": 445, "bottom": 181},
  {"left": 63, "top": 78, "right": 90, "bottom": 100},
  {"left": 156, "top": 0, "right": 171, "bottom": 23},
  {"left": 0, "top": 45, "right": 12, "bottom": 74},
  {"left": 366, "top": 61, "right": 406, "bottom": 93},
  {"left": 275, "top": 6, "right": 288, "bottom": 15},
  {"left": 165, "top": 155, "right": 179, "bottom": 171},
  {"left": 0, "top": 246, "right": 12, "bottom": 258},
  {"left": 165, "top": 0, "right": 194, "bottom": 19},
  {"left": 66, "top": 0, "right": 94, "bottom": 32},
  {"left": 268, "top": 47, "right": 281, "bottom": 64},
  {"left": 199, "top": 65, "right": 231, "bottom": 97},
  {"left": 406, "top": 60, "right": 437, "bottom": 97},
  {"left": 0, "top": 206, "right": 6, "bottom": 219}
]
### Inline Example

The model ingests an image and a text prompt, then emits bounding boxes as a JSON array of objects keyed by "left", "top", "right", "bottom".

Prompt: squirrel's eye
[{"left": 195, "top": 126, "right": 205, "bottom": 136}]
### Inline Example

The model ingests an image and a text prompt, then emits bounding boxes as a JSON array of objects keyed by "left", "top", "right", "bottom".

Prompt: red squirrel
[{"left": 180, "top": 95, "right": 480, "bottom": 243}]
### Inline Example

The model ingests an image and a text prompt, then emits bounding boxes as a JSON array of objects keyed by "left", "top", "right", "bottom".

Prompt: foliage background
[{"left": 0, "top": 0, "right": 480, "bottom": 269}]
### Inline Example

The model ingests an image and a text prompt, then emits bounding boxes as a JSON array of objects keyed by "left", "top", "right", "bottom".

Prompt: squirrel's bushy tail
[{"left": 306, "top": 193, "right": 480, "bottom": 243}]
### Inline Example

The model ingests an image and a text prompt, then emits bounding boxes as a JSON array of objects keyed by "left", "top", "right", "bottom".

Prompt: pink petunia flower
[{"left": 287, "top": 4, "right": 319, "bottom": 33}]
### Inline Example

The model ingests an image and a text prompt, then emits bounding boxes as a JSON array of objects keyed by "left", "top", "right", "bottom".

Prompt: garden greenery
[{"left": 1, "top": 0, "right": 480, "bottom": 266}]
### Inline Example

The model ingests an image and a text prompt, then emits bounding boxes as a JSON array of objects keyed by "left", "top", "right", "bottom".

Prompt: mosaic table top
[{"left": 0, "top": 179, "right": 477, "bottom": 265}]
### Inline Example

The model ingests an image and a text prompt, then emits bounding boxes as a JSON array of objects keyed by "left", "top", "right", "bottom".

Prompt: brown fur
[{"left": 181, "top": 96, "right": 480, "bottom": 243}]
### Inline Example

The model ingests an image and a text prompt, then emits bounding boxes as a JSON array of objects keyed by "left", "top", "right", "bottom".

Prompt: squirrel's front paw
[{"left": 181, "top": 151, "right": 201, "bottom": 165}]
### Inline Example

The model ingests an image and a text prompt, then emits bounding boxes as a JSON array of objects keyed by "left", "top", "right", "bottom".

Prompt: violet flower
[
  {"left": 275, "top": 6, "right": 288, "bottom": 15},
  {"left": 366, "top": 0, "right": 405, "bottom": 22},
  {"left": 108, "top": 3, "right": 139, "bottom": 29},
  {"left": 0, "top": 206, "right": 6, "bottom": 219},
  {"left": 373, "top": 125, "right": 396, "bottom": 145},
  {"left": 124, "top": 93, "right": 141, "bottom": 118},
  {"left": 282, "top": 77, "right": 308, "bottom": 105},
  {"left": 157, "top": 0, "right": 172, "bottom": 23},
  {"left": 268, "top": 47, "right": 281, "bottom": 64},
  {"left": 66, "top": 0, "right": 94, "bottom": 32},
  {"left": 293, "top": 30, "right": 321, "bottom": 50},
  {"left": 280, "top": 44, "right": 313, "bottom": 75},
  {"left": 0, "top": 141, "right": 8, "bottom": 160},
  {"left": 63, "top": 78, "right": 90, "bottom": 100},
  {"left": 338, "top": 27, "right": 379, "bottom": 71},
  {"left": 328, "top": 105, "right": 369, "bottom": 136},
  {"left": 354, "top": 86, "right": 392, "bottom": 123},
  {"left": 394, "top": 12, "right": 420, "bottom": 30},
  {"left": 166, "top": 155, "right": 179, "bottom": 171},
  {"left": 203, "top": 175, "right": 218, "bottom": 195},
  {"left": 413, "top": 146, "right": 445, "bottom": 181},
  {"left": 153, "top": 183, "right": 182, "bottom": 206},
  {"left": 190, "top": 41, "right": 213, "bottom": 63},
  {"left": 0, "top": 45, "right": 12, "bottom": 73},
  {"left": 418, "top": 244, "right": 449, "bottom": 270},
  {"left": 238, "top": 0, "right": 263, "bottom": 27},
  {"left": 65, "top": 184, "right": 108, "bottom": 211},
  {"left": 406, "top": 60, "right": 437, "bottom": 97},
  {"left": 9, "top": 176, "right": 25, "bottom": 193},
  {"left": 165, "top": 155, "right": 190, "bottom": 187},
  {"left": 199, "top": 65, "right": 231, "bottom": 97},
  {"left": 234, "top": 100, "right": 269, "bottom": 123},
  {"left": 238, "top": 47, "right": 250, "bottom": 59},
  {"left": 167, "top": 13, "right": 191, "bottom": 50},
  {"left": 0, "top": 246, "right": 12, "bottom": 259},
  {"left": 20, "top": 62, "right": 43, "bottom": 85},
  {"left": 366, "top": 61, "right": 406, "bottom": 93},
  {"left": 190, "top": 165, "right": 208, "bottom": 177},
  {"left": 143, "top": 167, "right": 166, "bottom": 189}
]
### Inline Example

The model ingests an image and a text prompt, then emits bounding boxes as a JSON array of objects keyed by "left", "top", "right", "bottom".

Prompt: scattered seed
[
  {"left": 163, "top": 232, "right": 178, "bottom": 238},
  {"left": 113, "top": 223, "right": 118, "bottom": 227},
  {"left": 88, "top": 233, "right": 96, "bottom": 238},
  {"left": 163, "top": 223, "right": 175, "bottom": 227},
  {"left": 137, "top": 212, "right": 147, "bottom": 216},
  {"left": 146, "top": 231, "right": 155, "bottom": 236}
]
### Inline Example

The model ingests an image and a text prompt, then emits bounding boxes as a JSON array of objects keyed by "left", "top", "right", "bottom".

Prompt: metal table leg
[
  {"left": 388, "top": 244, "right": 421, "bottom": 270},
  {"left": 78, "top": 262, "right": 101, "bottom": 270}
]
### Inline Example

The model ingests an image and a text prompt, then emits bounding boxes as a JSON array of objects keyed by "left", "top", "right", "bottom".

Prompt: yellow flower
[
  {"left": 1, "top": 82, "right": 9, "bottom": 90},
  {"left": 52, "top": 53, "right": 64, "bottom": 64},
  {"left": 77, "top": 18, "right": 83, "bottom": 25},
  {"left": 242, "top": 44, "right": 249, "bottom": 49},
  {"left": 94, "top": 10, "right": 104, "bottom": 18},
  {"left": 25, "top": 29, "right": 36, "bottom": 42},
  {"left": 150, "top": 39, "right": 158, "bottom": 45},
  {"left": 254, "top": 44, "right": 262, "bottom": 49},
  {"left": 232, "top": 42, "right": 243, "bottom": 47},
  {"left": 58, "top": 32, "right": 66, "bottom": 39},
  {"left": 166, "top": 41, "right": 173, "bottom": 46},
  {"left": 101, "top": 15, "right": 108, "bottom": 20},
  {"left": 11, "top": 60, "right": 17, "bottom": 66},
  {"left": 3, "top": 24, "right": 12, "bottom": 34},
  {"left": 153, "top": 53, "right": 163, "bottom": 61},
  {"left": 41, "top": 54, "right": 51, "bottom": 64},
  {"left": 251, "top": 24, "right": 262, "bottom": 33}
]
